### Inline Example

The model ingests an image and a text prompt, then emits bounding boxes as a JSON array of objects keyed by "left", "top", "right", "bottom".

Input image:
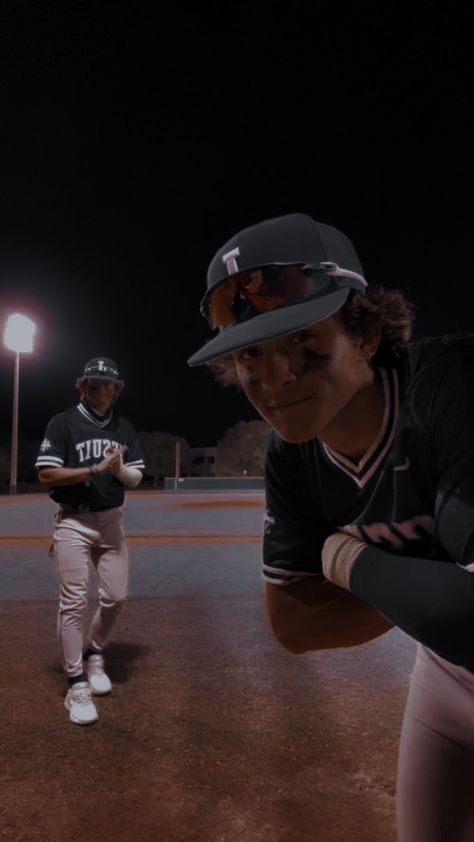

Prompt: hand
[
  {"left": 322, "top": 531, "right": 368, "bottom": 591},
  {"left": 105, "top": 443, "right": 127, "bottom": 475},
  {"left": 92, "top": 445, "right": 127, "bottom": 476}
]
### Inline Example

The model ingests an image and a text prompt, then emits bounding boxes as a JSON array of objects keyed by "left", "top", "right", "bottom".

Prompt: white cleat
[
  {"left": 64, "top": 681, "right": 98, "bottom": 725},
  {"left": 86, "top": 654, "right": 112, "bottom": 695}
]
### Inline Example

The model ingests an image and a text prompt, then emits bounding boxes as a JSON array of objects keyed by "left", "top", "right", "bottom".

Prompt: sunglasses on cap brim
[{"left": 200, "top": 262, "right": 367, "bottom": 330}]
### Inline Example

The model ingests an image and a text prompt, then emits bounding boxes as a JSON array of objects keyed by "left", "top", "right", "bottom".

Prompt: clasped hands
[{"left": 92, "top": 445, "right": 128, "bottom": 476}]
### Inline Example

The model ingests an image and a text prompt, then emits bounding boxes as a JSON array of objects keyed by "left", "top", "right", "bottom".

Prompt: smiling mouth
[{"left": 269, "top": 394, "right": 316, "bottom": 410}]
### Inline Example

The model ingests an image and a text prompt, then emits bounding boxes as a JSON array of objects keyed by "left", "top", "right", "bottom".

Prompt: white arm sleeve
[{"left": 116, "top": 466, "right": 143, "bottom": 488}]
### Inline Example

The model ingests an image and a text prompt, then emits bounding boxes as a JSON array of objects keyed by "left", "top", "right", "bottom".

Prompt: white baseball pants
[
  {"left": 397, "top": 644, "right": 474, "bottom": 841},
  {"left": 52, "top": 508, "right": 129, "bottom": 677}
]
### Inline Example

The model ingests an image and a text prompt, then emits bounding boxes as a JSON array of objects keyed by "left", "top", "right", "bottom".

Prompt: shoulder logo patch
[{"left": 264, "top": 511, "right": 275, "bottom": 534}]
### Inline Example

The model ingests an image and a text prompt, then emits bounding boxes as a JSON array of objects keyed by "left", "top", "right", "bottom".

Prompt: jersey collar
[
  {"left": 321, "top": 366, "right": 399, "bottom": 489},
  {"left": 77, "top": 399, "right": 114, "bottom": 429}
]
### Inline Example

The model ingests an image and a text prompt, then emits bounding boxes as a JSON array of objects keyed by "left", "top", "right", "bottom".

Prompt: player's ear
[
  {"left": 75, "top": 377, "right": 86, "bottom": 396},
  {"left": 359, "top": 327, "right": 381, "bottom": 362}
]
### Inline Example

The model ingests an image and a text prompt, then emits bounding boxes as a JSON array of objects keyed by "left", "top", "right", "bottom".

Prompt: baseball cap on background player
[
  {"left": 79, "top": 358, "right": 124, "bottom": 384},
  {"left": 187, "top": 213, "right": 367, "bottom": 366}
]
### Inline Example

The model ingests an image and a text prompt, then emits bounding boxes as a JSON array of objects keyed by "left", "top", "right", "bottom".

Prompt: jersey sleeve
[
  {"left": 263, "top": 433, "right": 330, "bottom": 586},
  {"left": 123, "top": 421, "right": 145, "bottom": 471},
  {"left": 427, "top": 337, "right": 474, "bottom": 569},
  {"left": 35, "top": 416, "right": 68, "bottom": 470},
  {"left": 346, "top": 337, "right": 474, "bottom": 671}
]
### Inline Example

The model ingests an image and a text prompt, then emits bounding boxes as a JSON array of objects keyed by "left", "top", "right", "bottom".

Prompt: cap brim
[{"left": 187, "top": 288, "right": 349, "bottom": 366}]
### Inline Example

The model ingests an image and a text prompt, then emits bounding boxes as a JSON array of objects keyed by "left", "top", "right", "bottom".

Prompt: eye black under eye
[
  {"left": 303, "top": 349, "right": 333, "bottom": 364},
  {"left": 237, "top": 347, "right": 260, "bottom": 360},
  {"left": 288, "top": 332, "right": 313, "bottom": 343}
]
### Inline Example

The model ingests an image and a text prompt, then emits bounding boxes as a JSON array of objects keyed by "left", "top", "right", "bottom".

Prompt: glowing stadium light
[
  {"left": 3, "top": 313, "right": 37, "bottom": 493},
  {"left": 4, "top": 313, "right": 36, "bottom": 353}
]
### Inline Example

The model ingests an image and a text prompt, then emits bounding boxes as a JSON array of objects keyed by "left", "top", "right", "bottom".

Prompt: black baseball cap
[
  {"left": 187, "top": 213, "right": 367, "bottom": 366},
  {"left": 80, "top": 357, "right": 123, "bottom": 383}
]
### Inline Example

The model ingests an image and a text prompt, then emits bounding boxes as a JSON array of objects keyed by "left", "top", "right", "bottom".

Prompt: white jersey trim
[
  {"left": 262, "top": 564, "right": 322, "bottom": 585},
  {"left": 77, "top": 403, "right": 113, "bottom": 429},
  {"left": 35, "top": 456, "right": 65, "bottom": 468},
  {"left": 321, "top": 368, "right": 399, "bottom": 489},
  {"left": 262, "top": 573, "right": 306, "bottom": 586},
  {"left": 263, "top": 563, "right": 321, "bottom": 578}
]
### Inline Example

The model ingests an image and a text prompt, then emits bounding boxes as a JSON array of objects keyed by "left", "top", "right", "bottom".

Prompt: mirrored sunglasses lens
[{"left": 208, "top": 266, "right": 316, "bottom": 328}]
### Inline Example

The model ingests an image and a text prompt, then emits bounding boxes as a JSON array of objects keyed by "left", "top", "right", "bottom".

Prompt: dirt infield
[
  {"left": 0, "top": 598, "right": 410, "bottom": 842},
  {"left": 0, "top": 493, "right": 414, "bottom": 841},
  {"left": 0, "top": 535, "right": 261, "bottom": 549},
  {"left": 172, "top": 501, "right": 265, "bottom": 509}
]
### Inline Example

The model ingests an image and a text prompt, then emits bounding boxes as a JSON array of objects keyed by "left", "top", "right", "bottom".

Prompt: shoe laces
[{"left": 70, "top": 684, "right": 92, "bottom": 705}]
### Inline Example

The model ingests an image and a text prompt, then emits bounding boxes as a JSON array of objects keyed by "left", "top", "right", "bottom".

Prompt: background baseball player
[
  {"left": 188, "top": 213, "right": 474, "bottom": 841},
  {"left": 36, "top": 357, "right": 145, "bottom": 725}
]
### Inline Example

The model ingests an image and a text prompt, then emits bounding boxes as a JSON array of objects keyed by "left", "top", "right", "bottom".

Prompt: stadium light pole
[
  {"left": 174, "top": 440, "right": 181, "bottom": 491},
  {"left": 3, "top": 314, "right": 36, "bottom": 494}
]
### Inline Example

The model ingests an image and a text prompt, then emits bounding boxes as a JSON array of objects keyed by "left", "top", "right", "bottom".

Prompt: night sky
[{"left": 1, "top": 3, "right": 473, "bottom": 448}]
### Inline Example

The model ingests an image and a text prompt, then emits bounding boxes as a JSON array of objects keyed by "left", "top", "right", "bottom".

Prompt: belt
[{"left": 59, "top": 504, "right": 116, "bottom": 514}]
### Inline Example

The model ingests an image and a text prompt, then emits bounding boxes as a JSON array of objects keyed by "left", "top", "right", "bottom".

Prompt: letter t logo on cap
[{"left": 222, "top": 247, "right": 240, "bottom": 275}]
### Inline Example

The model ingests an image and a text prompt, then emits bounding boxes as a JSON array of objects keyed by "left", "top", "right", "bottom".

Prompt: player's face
[
  {"left": 231, "top": 315, "right": 377, "bottom": 444},
  {"left": 84, "top": 379, "right": 116, "bottom": 413}
]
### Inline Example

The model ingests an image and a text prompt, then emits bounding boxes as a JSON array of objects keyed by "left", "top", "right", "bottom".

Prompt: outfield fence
[{"left": 164, "top": 476, "right": 265, "bottom": 492}]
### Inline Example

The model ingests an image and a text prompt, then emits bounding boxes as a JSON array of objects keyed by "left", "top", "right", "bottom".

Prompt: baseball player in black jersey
[
  {"left": 35, "top": 358, "right": 145, "bottom": 725},
  {"left": 188, "top": 214, "right": 474, "bottom": 841}
]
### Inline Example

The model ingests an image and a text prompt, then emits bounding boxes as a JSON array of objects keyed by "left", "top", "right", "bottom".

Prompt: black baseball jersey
[
  {"left": 264, "top": 334, "right": 474, "bottom": 585},
  {"left": 264, "top": 334, "right": 474, "bottom": 669},
  {"left": 35, "top": 400, "right": 145, "bottom": 509}
]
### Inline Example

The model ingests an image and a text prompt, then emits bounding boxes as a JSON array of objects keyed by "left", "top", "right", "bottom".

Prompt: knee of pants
[
  {"left": 99, "top": 594, "right": 127, "bottom": 611},
  {"left": 59, "top": 592, "right": 88, "bottom": 614}
]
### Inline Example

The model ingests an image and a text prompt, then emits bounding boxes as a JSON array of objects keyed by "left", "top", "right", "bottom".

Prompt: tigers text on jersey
[
  {"left": 35, "top": 400, "right": 145, "bottom": 510},
  {"left": 263, "top": 335, "right": 474, "bottom": 585}
]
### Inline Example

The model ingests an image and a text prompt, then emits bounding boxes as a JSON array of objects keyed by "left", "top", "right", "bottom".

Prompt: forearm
[
  {"left": 350, "top": 547, "right": 474, "bottom": 670},
  {"left": 38, "top": 467, "right": 92, "bottom": 486},
  {"left": 266, "top": 578, "right": 393, "bottom": 654},
  {"left": 115, "top": 466, "right": 142, "bottom": 488}
]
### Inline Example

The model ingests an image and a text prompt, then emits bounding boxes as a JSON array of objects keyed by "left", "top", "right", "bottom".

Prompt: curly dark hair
[
  {"left": 339, "top": 285, "right": 416, "bottom": 365},
  {"left": 206, "top": 285, "right": 416, "bottom": 388}
]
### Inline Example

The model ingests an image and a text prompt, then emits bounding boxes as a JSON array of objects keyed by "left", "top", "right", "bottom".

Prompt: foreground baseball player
[
  {"left": 36, "top": 358, "right": 145, "bottom": 725},
  {"left": 188, "top": 214, "right": 474, "bottom": 841}
]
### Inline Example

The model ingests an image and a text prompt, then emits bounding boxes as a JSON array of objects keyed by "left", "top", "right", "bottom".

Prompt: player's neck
[
  {"left": 319, "top": 368, "right": 385, "bottom": 464},
  {"left": 82, "top": 398, "right": 111, "bottom": 419}
]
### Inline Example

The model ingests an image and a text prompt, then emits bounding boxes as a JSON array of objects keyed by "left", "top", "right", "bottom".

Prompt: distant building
[{"left": 190, "top": 446, "right": 217, "bottom": 477}]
